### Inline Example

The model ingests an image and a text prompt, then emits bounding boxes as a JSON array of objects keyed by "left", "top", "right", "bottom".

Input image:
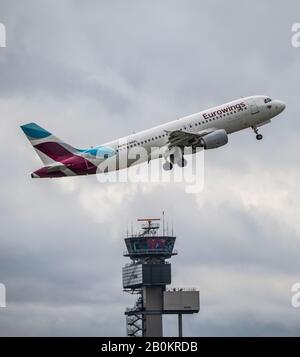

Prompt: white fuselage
[
  {"left": 24, "top": 95, "right": 286, "bottom": 178},
  {"left": 96, "top": 95, "right": 285, "bottom": 170}
]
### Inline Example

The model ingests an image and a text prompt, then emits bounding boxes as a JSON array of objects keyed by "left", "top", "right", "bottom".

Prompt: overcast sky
[{"left": 0, "top": 0, "right": 300, "bottom": 336}]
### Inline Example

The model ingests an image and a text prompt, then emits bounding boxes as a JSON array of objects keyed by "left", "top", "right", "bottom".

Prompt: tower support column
[
  {"left": 143, "top": 286, "right": 163, "bottom": 337},
  {"left": 178, "top": 313, "right": 183, "bottom": 337}
]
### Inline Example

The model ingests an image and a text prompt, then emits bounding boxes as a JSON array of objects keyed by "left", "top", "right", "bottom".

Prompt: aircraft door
[{"left": 249, "top": 99, "right": 259, "bottom": 115}]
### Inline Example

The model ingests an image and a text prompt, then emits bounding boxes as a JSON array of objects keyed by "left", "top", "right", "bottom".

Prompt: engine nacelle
[{"left": 200, "top": 129, "right": 228, "bottom": 149}]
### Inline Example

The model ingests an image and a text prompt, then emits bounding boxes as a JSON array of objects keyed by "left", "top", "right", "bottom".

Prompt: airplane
[{"left": 20, "top": 95, "right": 285, "bottom": 178}]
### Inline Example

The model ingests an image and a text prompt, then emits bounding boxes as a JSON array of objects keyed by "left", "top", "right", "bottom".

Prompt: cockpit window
[{"left": 264, "top": 98, "right": 272, "bottom": 103}]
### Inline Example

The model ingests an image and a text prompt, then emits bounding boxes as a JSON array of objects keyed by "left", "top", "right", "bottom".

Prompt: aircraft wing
[{"left": 166, "top": 128, "right": 216, "bottom": 148}]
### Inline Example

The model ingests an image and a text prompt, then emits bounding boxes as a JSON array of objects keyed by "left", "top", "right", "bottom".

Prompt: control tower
[{"left": 122, "top": 217, "right": 199, "bottom": 337}]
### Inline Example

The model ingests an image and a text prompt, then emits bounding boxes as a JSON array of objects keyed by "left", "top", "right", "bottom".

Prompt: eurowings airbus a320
[{"left": 21, "top": 95, "right": 285, "bottom": 178}]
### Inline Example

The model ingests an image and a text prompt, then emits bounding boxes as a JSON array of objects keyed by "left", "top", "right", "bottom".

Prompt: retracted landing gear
[{"left": 252, "top": 126, "right": 263, "bottom": 140}]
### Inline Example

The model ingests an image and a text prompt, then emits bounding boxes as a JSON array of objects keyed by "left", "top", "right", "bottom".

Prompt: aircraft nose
[{"left": 275, "top": 100, "right": 286, "bottom": 113}]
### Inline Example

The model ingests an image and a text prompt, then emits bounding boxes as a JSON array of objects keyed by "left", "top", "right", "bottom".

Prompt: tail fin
[{"left": 20, "top": 122, "right": 78, "bottom": 165}]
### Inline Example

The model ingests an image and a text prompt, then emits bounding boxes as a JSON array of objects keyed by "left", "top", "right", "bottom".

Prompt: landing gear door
[{"left": 250, "top": 99, "right": 259, "bottom": 115}]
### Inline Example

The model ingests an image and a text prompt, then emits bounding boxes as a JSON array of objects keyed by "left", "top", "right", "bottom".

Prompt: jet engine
[{"left": 200, "top": 129, "right": 228, "bottom": 149}]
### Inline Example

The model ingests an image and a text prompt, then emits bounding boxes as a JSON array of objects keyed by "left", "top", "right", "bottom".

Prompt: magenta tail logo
[{"left": 20, "top": 123, "right": 114, "bottom": 178}]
